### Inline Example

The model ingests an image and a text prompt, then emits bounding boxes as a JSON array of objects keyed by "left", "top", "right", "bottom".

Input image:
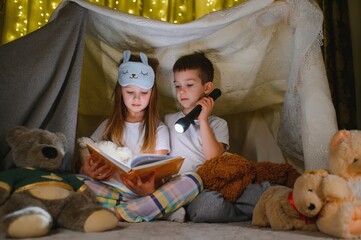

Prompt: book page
[
  {"left": 130, "top": 154, "right": 172, "bottom": 168},
  {"left": 130, "top": 156, "right": 185, "bottom": 185}
]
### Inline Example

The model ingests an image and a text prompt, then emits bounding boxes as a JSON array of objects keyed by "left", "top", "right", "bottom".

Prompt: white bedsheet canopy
[{"left": 0, "top": 0, "right": 337, "bottom": 171}]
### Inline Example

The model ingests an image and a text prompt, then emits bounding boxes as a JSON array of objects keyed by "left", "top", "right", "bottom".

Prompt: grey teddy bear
[{"left": 0, "top": 126, "right": 118, "bottom": 238}]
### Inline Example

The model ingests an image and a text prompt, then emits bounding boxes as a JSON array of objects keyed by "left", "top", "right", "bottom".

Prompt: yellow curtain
[{"left": 1, "top": 0, "right": 245, "bottom": 45}]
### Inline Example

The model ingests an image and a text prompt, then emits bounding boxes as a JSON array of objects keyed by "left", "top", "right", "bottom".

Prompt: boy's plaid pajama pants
[{"left": 83, "top": 172, "right": 203, "bottom": 222}]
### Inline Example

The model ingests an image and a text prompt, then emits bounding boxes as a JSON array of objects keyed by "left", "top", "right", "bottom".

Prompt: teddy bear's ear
[
  {"left": 56, "top": 132, "right": 67, "bottom": 147},
  {"left": 77, "top": 137, "right": 94, "bottom": 165},
  {"left": 6, "top": 126, "right": 29, "bottom": 146},
  {"left": 322, "top": 174, "right": 354, "bottom": 201},
  {"left": 330, "top": 130, "right": 350, "bottom": 150}
]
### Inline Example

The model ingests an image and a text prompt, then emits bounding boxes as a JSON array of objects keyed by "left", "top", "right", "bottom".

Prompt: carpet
[{"left": 23, "top": 221, "right": 333, "bottom": 240}]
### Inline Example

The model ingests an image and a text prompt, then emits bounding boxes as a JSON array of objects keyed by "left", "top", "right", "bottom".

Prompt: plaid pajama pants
[{"left": 82, "top": 172, "right": 203, "bottom": 222}]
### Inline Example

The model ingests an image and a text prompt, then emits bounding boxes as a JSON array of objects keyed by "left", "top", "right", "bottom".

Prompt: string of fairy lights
[{"left": 1, "top": 0, "right": 244, "bottom": 45}]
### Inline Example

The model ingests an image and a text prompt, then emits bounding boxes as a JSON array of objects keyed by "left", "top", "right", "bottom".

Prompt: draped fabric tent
[{"left": 0, "top": 0, "right": 337, "bottom": 172}]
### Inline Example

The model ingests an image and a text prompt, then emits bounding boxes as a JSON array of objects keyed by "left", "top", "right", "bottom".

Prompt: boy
[
  {"left": 165, "top": 51, "right": 229, "bottom": 173},
  {"left": 165, "top": 52, "right": 270, "bottom": 222}
]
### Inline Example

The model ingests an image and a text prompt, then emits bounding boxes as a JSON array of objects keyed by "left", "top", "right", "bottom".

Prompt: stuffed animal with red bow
[{"left": 252, "top": 169, "right": 354, "bottom": 232}]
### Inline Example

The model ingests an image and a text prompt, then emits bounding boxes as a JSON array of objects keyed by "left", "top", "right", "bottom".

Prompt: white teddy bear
[
  {"left": 77, "top": 137, "right": 133, "bottom": 168},
  {"left": 329, "top": 130, "right": 361, "bottom": 200},
  {"left": 321, "top": 130, "right": 361, "bottom": 238}
]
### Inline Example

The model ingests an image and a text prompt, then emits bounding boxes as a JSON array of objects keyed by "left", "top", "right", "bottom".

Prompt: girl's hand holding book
[
  {"left": 81, "top": 155, "right": 112, "bottom": 180},
  {"left": 121, "top": 171, "right": 157, "bottom": 196}
]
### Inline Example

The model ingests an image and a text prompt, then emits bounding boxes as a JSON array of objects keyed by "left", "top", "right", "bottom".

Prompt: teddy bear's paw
[
  {"left": 77, "top": 137, "right": 94, "bottom": 148},
  {"left": 252, "top": 218, "right": 269, "bottom": 228},
  {"left": 5, "top": 206, "right": 52, "bottom": 238},
  {"left": 349, "top": 220, "right": 361, "bottom": 237},
  {"left": 353, "top": 205, "right": 361, "bottom": 220},
  {"left": 349, "top": 205, "right": 361, "bottom": 236},
  {"left": 83, "top": 209, "right": 118, "bottom": 232}
]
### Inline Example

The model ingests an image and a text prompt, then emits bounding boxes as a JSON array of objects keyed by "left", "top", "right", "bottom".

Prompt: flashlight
[{"left": 174, "top": 88, "right": 222, "bottom": 133}]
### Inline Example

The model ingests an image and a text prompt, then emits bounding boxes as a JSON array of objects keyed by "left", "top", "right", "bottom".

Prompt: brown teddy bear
[
  {"left": 0, "top": 126, "right": 118, "bottom": 239},
  {"left": 196, "top": 153, "right": 301, "bottom": 202},
  {"left": 252, "top": 169, "right": 354, "bottom": 232}
]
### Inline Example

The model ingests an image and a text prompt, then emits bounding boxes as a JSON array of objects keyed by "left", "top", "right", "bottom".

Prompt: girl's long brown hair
[{"left": 102, "top": 54, "right": 160, "bottom": 153}]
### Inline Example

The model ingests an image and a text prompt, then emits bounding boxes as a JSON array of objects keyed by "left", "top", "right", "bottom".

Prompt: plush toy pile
[
  {"left": 251, "top": 129, "right": 361, "bottom": 239},
  {"left": 320, "top": 130, "right": 361, "bottom": 238},
  {"left": 196, "top": 153, "right": 301, "bottom": 202},
  {"left": 252, "top": 169, "right": 353, "bottom": 232},
  {"left": 0, "top": 126, "right": 118, "bottom": 238}
]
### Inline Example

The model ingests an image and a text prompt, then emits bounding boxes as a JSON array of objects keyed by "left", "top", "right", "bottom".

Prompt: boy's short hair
[{"left": 173, "top": 51, "right": 214, "bottom": 84}]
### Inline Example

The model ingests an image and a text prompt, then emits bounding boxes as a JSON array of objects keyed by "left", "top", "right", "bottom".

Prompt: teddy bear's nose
[
  {"left": 42, "top": 146, "right": 58, "bottom": 159},
  {"left": 308, "top": 203, "right": 315, "bottom": 211}
]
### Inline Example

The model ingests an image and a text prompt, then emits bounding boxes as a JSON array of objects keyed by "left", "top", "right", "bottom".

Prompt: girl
[{"left": 80, "top": 50, "right": 203, "bottom": 222}]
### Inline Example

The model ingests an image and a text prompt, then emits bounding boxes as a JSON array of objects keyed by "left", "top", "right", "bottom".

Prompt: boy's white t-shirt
[
  {"left": 164, "top": 111, "right": 229, "bottom": 174},
  {"left": 91, "top": 119, "right": 170, "bottom": 155}
]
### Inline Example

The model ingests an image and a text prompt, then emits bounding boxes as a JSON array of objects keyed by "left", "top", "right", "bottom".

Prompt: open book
[{"left": 86, "top": 143, "right": 185, "bottom": 184}]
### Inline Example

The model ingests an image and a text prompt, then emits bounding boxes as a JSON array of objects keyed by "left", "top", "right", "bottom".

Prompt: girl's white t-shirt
[{"left": 91, "top": 119, "right": 170, "bottom": 155}]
